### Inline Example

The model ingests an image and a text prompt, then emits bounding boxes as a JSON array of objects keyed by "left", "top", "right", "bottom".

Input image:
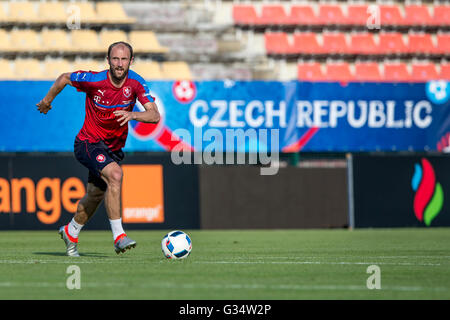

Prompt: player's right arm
[{"left": 36, "top": 72, "right": 73, "bottom": 114}]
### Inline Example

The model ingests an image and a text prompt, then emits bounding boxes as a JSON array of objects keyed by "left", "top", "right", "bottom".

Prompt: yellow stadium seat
[
  {"left": 42, "top": 59, "right": 73, "bottom": 80},
  {"left": 37, "top": 2, "right": 67, "bottom": 24},
  {"left": 70, "top": 29, "right": 104, "bottom": 53},
  {"left": 95, "top": 2, "right": 136, "bottom": 24},
  {"left": 8, "top": 2, "right": 40, "bottom": 23},
  {"left": 9, "top": 29, "right": 44, "bottom": 53},
  {"left": 14, "top": 59, "right": 44, "bottom": 80},
  {"left": 72, "top": 59, "right": 104, "bottom": 72},
  {"left": 41, "top": 29, "right": 73, "bottom": 53},
  {"left": 161, "top": 61, "right": 192, "bottom": 80},
  {"left": 72, "top": 2, "right": 105, "bottom": 24},
  {"left": 132, "top": 60, "right": 163, "bottom": 80},
  {"left": 0, "top": 29, "right": 14, "bottom": 53},
  {"left": 0, "top": 2, "right": 13, "bottom": 24},
  {"left": 0, "top": 59, "right": 16, "bottom": 79},
  {"left": 99, "top": 30, "right": 128, "bottom": 49},
  {"left": 129, "top": 31, "right": 169, "bottom": 54}
]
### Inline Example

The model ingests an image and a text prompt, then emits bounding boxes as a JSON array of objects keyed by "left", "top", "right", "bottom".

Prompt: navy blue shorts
[{"left": 74, "top": 137, "right": 124, "bottom": 191}]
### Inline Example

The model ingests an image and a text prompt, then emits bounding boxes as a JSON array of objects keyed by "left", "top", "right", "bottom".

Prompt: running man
[{"left": 36, "top": 42, "right": 160, "bottom": 256}]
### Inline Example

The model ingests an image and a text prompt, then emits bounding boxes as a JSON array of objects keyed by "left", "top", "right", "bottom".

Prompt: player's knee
[{"left": 107, "top": 167, "right": 123, "bottom": 187}]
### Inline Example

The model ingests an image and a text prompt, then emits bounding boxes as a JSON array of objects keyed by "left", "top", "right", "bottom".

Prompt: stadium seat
[
  {"left": 161, "top": 61, "right": 192, "bottom": 80},
  {"left": 129, "top": 31, "right": 169, "bottom": 54},
  {"left": 72, "top": 59, "right": 104, "bottom": 72},
  {"left": 403, "top": 5, "right": 433, "bottom": 27},
  {"left": 411, "top": 63, "right": 439, "bottom": 81},
  {"left": 99, "top": 30, "right": 129, "bottom": 49},
  {"left": 297, "top": 62, "right": 325, "bottom": 81},
  {"left": 14, "top": 59, "right": 43, "bottom": 79},
  {"left": 325, "top": 62, "right": 353, "bottom": 82},
  {"left": 260, "top": 5, "right": 290, "bottom": 26},
  {"left": 232, "top": 5, "right": 261, "bottom": 26},
  {"left": 9, "top": 29, "right": 43, "bottom": 53},
  {"left": 0, "top": 29, "right": 13, "bottom": 53},
  {"left": 0, "top": 59, "right": 15, "bottom": 79},
  {"left": 265, "top": 32, "right": 294, "bottom": 55},
  {"left": 440, "top": 63, "right": 450, "bottom": 80},
  {"left": 74, "top": 2, "right": 104, "bottom": 24},
  {"left": 407, "top": 34, "right": 437, "bottom": 55},
  {"left": 349, "top": 33, "right": 379, "bottom": 55},
  {"left": 8, "top": 2, "right": 40, "bottom": 24},
  {"left": 132, "top": 60, "right": 164, "bottom": 80},
  {"left": 354, "top": 62, "right": 383, "bottom": 82},
  {"left": 317, "top": 5, "right": 347, "bottom": 26},
  {"left": 290, "top": 6, "right": 321, "bottom": 26},
  {"left": 436, "top": 34, "right": 450, "bottom": 55},
  {"left": 292, "top": 32, "right": 325, "bottom": 55},
  {"left": 383, "top": 63, "right": 412, "bottom": 82},
  {"left": 321, "top": 33, "right": 350, "bottom": 55},
  {"left": 432, "top": 6, "right": 450, "bottom": 26},
  {"left": 95, "top": 2, "right": 136, "bottom": 24},
  {"left": 37, "top": 2, "right": 67, "bottom": 24},
  {"left": 346, "top": 5, "right": 369, "bottom": 27},
  {"left": 70, "top": 30, "right": 104, "bottom": 53},
  {"left": 41, "top": 29, "right": 73, "bottom": 53},
  {"left": 42, "top": 59, "right": 73, "bottom": 80},
  {"left": 379, "top": 5, "right": 405, "bottom": 26},
  {"left": 0, "top": 2, "right": 13, "bottom": 24},
  {"left": 378, "top": 33, "right": 408, "bottom": 55}
]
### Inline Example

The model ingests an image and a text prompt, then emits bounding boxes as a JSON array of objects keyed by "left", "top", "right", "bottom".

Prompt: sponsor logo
[
  {"left": 0, "top": 177, "right": 85, "bottom": 224},
  {"left": 426, "top": 80, "right": 449, "bottom": 105},
  {"left": 411, "top": 158, "right": 444, "bottom": 226},
  {"left": 121, "top": 165, "right": 164, "bottom": 223}
]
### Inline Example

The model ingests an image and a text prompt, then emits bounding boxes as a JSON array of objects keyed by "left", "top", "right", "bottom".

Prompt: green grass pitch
[{"left": 0, "top": 228, "right": 449, "bottom": 300}]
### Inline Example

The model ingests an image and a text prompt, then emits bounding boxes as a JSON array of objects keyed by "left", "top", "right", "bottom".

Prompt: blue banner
[{"left": 1, "top": 80, "right": 449, "bottom": 152}]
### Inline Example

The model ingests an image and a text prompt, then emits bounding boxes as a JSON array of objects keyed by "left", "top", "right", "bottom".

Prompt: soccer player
[{"left": 36, "top": 42, "right": 160, "bottom": 256}]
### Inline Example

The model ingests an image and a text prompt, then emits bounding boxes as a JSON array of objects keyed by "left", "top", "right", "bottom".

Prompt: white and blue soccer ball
[{"left": 161, "top": 230, "right": 192, "bottom": 259}]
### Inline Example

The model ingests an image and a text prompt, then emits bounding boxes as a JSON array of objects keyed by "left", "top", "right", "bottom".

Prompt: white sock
[
  {"left": 67, "top": 218, "right": 83, "bottom": 239},
  {"left": 109, "top": 218, "right": 126, "bottom": 242}
]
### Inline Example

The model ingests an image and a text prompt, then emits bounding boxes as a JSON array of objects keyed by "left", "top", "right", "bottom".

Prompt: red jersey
[{"left": 70, "top": 69, "right": 154, "bottom": 151}]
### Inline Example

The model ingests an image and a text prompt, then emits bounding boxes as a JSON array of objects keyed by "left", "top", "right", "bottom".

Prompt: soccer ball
[{"left": 161, "top": 230, "right": 192, "bottom": 259}]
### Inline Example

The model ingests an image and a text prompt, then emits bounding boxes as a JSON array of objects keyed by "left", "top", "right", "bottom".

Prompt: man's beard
[{"left": 110, "top": 66, "right": 128, "bottom": 82}]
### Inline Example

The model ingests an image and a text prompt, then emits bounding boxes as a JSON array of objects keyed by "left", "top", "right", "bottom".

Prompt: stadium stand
[{"left": 0, "top": 0, "right": 448, "bottom": 81}]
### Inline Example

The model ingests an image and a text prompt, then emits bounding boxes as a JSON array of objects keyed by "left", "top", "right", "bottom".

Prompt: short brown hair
[{"left": 107, "top": 41, "right": 134, "bottom": 59}]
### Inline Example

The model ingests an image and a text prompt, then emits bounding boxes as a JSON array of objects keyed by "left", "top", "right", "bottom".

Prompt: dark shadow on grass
[{"left": 33, "top": 252, "right": 110, "bottom": 258}]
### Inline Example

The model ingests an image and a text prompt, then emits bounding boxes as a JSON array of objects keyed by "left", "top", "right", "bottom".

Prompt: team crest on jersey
[
  {"left": 96, "top": 154, "right": 106, "bottom": 163},
  {"left": 123, "top": 86, "right": 132, "bottom": 98}
]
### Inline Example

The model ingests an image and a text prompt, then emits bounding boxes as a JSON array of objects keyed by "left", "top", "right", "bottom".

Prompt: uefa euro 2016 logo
[{"left": 411, "top": 158, "right": 444, "bottom": 226}]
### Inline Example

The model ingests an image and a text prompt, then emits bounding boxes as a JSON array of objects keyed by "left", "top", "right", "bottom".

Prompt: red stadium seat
[
  {"left": 325, "top": 62, "right": 353, "bottom": 82},
  {"left": 379, "top": 5, "right": 405, "bottom": 26},
  {"left": 292, "top": 32, "right": 325, "bottom": 55},
  {"left": 378, "top": 33, "right": 408, "bottom": 55},
  {"left": 440, "top": 64, "right": 450, "bottom": 80},
  {"left": 297, "top": 62, "right": 325, "bottom": 81},
  {"left": 232, "top": 5, "right": 261, "bottom": 26},
  {"left": 411, "top": 63, "right": 439, "bottom": 81},
  {"left": 349, "top": 33, "right": 379, "bottom": 55},
  {"left": 260, "top": 5, "right": 290, "bottom": 25},
  {"left": 264, "top": 32, "right": 294, "bottom": 55},
  {"left": 436, "top": 34, "right": 450, "bottom": 55},
  {"left": 383, "top": 63, "right": 412, "bottom": 82},
  {"left": 317, "top": 5, "right": 347, "bottom": 26},
  {"left": 404, "top": 5, "right": 434, "bottom": 27},
  {"left": 408, "top": 33, "right": 437, "bottom": 55},
  {"left": 322, "top": 33, "right": 349, "bottom": 55},
  {"left": 354, "top": 62, "right": 383, "bottom": 82},
  {"left": 432, "top": 6, "right": 450, "bottom": 26},
  {"left": 347, "top": 5, "right": 369, "bottom": 27},
  {"left": 290, "top": 6, "right": 321, "bottom": 26}
]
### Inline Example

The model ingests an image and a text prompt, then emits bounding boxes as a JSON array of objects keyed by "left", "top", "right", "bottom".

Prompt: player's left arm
[{"left": 113, "top": 101, "right": 160, "bottom": 127}]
